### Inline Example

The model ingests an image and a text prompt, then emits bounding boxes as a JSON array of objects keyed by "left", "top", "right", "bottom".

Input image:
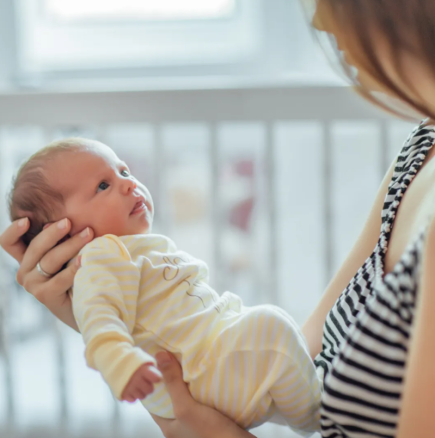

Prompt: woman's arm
[
  {"left": 397, "top": 219, "right": 435, "bottom": 437},
  {"left": 302, "top": 157, "right": 397, "bottom": 359},
  {"left": 153, "top": 352, "right": 256, "bottom": 438},
  {"left": 0, "top": 218, "right": 94, "bottom": 332}
]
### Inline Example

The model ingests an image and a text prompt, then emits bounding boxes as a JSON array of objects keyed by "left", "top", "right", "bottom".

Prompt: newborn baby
[{"left": 9, "top": 138, "right": 321, "bottom": 432}]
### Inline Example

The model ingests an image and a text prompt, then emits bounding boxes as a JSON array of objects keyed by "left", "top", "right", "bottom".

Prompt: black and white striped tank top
[{"left": 314, "top": 122, "right": 435, "bottom": 437}]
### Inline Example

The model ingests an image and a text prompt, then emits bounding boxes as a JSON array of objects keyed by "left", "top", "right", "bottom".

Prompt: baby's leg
[
  {"left": 258, "top": 305, "right": 321, "bottom": 432},
  {"left": 268, "top": 351, "right": 321, "bottom": 433},
  {"left": 190, "top": 350, "right": 281, "bottom": 429},
  {"left": 190, "top": 348, "right": 320, "bottom": 431},
  {"left": 191, "top": 305, "right": 321, "bottom": 430}
]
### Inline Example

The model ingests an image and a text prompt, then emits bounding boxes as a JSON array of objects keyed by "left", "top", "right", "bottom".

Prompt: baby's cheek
[{"left": 95, "top": 213, "right": 126, "bottom": 236}]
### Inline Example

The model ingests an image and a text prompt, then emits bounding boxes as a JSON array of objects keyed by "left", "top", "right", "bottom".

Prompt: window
[
  {"left": 13, "top": 0, "right": 338, "bottom": 89},
  {"left": 16, "top": 0, "right": 260, "bottom": 74},
  {"left": 44, "top": 0, "right": 236, "bottom": 21}
]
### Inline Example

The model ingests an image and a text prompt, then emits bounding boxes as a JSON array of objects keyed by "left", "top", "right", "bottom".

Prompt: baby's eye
[
  {"left": 120, "top": 169, "right": 130, "bottom": 177},
  {"left": 97, "top": 181, "right": 110, "bottom": 192}
]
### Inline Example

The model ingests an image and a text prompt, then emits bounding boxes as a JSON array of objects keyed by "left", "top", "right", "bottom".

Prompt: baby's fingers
[
  {"left": 137, "top": 380, "right": 154, "bottom": 399},
  {"left": 143, "top": 365, "right": 162, "bottom": 383},
  {"left": 121, "top": 386, "right": 141, "bottom": 403},
  {"left": 123, "top": 392, "right": 136, "bottom": 403},
  {"left": 123, "top": 381, "right": 154, "bottom": 403}
]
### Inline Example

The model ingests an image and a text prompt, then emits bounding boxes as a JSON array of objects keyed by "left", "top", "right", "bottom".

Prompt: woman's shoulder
[
  {"left": 402, "top": 120, "right": 435, "bottom": 150},
  {"left": 408, "top": 119, "right": 435, "bottom": 144},
  {"left": 388, "top": 120, "right": 435, "bottom": 187}
]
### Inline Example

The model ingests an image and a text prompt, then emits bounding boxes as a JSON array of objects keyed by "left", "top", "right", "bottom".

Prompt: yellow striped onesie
[{"left": 72, "top": 234, "right": 321, "bottom": 432}]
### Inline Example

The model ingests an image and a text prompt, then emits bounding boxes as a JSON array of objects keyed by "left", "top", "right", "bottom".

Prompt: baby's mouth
[{"left": 130, "top": 200, "right": 146, "bottom": 215}]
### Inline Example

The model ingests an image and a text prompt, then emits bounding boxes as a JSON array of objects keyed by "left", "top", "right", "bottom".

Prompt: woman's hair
[
  {"left": 8, "top": 138, "right": 86, "bottom": 246},
  {"left": 308, "top": 0, "right": 435, "bottom": 120}
]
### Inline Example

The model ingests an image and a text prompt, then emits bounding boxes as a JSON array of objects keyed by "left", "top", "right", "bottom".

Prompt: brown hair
[
  {"left": 308, "top": 0, "right": 435, "bottom": 121},
  {"left": 8, "top": 138, "right": 87, "bottom": 246}
]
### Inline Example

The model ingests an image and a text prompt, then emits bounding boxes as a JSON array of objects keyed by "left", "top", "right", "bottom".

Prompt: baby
[{"left": 8, "top": 138, "right": 321, "bottom": 433}]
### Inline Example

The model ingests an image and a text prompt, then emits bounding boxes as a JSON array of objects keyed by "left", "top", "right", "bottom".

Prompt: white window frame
[
  {"left": 8, "top": 0, "right": 341, "bottom": 90},
  {"left": 43, "top": 0, "right": 237, "bottom": 22},
  {"left": 15, "top": 0, "right": 261, "bottom": 74}
]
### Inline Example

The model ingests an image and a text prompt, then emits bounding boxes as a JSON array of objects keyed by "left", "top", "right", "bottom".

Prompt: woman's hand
[
  {"left": 0, "top": 217, "right": 94, "bottom": 331},
  {"left": 152, "top": 351, "right": 255, "bottom": 438}
]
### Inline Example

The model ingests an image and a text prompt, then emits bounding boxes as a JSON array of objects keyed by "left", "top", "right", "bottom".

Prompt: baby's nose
[{"left": 123, "top": 178, "right": 137, "bottom": 193}]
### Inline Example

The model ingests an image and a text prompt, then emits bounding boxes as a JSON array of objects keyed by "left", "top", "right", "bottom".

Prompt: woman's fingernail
[
  {"left": 75, "top": 255, "right": 82, "bottom": 268},
  {"left": 156, "top": 351, "right": 172, "bottom": 368},
  {"left": 57, "top": 219, "right": 68, "bottom": 229},
  {"left": 80, "top": 227, "right": 90, "bottom": 238},
  {"left": 18, "top": 218, "right": 29, "bottom": 228}
]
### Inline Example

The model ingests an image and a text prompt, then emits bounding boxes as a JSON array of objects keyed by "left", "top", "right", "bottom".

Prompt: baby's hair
[{"left": 8, "top": 137, "right": 89, "bottom": 246}]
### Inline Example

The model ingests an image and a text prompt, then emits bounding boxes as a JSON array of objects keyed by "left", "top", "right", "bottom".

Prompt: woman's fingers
[
  {"left": 46, "top": 260, "right": 81, "bottom": 299},
  {"left": 23, "top": 260, "right": 79, "bottom": 305},
  {"left": 38, "top": 227, "right": 93, "bottom": 276},
  {"left": 0, "top": 218, "right": 30, "bottom": 263},
  {"left": 156, "top": 351, "right": 196, "bottom": 420},
  {"left": 19, "top": 221, "right": 93, "bottom": 283},
  {"left": 18, "top": 218, "right": 72, "bottom": 280}
]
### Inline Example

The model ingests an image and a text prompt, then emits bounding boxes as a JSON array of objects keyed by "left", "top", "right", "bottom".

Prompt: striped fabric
[
  {"left": 73, "top": 233, "right": 321, "bottom": 431},
  {"left": 315, "top": 122, "right": 435, "bottom": 437}
]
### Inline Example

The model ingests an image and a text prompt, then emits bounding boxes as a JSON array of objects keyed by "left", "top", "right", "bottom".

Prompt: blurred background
[{"left": 0, "top": 1, "right": 414, "bottom": 437}]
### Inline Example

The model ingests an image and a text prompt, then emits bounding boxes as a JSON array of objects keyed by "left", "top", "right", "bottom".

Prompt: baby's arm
[{"left": 73, "top": 235, "right": 160, "bottom": 401}]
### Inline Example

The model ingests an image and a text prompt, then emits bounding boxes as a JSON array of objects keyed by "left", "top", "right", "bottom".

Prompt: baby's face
[{"left": 47, "top": 140, "right": 154, "bottom": 238}]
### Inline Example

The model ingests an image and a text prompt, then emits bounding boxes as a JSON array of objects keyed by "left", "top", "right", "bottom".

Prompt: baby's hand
[{"left": 121, "top": 363, "right": 162, "bottom": 403}]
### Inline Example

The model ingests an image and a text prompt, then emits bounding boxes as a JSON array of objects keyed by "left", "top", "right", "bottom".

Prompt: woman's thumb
[
  {"left": 156, "top": 351, "right": 183, "bottom": 384},
  {"left": 155, "top": 351, "right": 193, "bottom": 414}
]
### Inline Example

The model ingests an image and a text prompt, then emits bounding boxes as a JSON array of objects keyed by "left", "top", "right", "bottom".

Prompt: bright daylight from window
[{"left": 44, "top": 0, "right": 236, "bottom": 21}]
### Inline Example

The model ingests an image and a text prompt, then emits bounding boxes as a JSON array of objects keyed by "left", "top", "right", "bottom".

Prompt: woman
[{"left": 2, "top": 0, "right": 435, "bottom": 437}]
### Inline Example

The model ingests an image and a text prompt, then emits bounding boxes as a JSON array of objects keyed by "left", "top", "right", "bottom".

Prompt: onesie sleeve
[{"left": 72, "top": 234, "right": 156, "bottom": 399}]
